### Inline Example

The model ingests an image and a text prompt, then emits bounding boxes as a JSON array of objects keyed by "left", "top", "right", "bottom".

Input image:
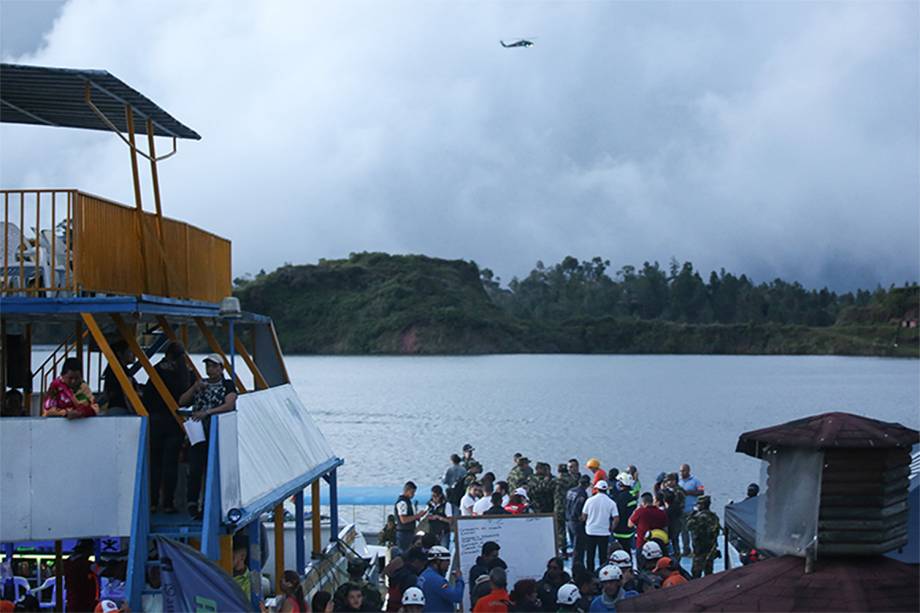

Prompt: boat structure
[{"left": 0, "top": 64, "right": 355, "bottom": 610}]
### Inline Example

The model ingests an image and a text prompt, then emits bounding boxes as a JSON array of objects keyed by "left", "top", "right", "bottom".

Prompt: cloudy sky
[{"left": 1, "top": 0, "right": 917, "bottom": 291}]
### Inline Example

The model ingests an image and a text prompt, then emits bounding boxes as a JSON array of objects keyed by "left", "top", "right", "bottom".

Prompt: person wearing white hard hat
[
  {"left": 611, "top": 472, "right": 639, "bottom": 555},
  {"left": 635, "top": 541, "right": 664, "bottom": 592},
  {"left": 419, "top": 545, "right": 463, "bottom": 612},
  {"left": 580, "top": 480, "right": 619, "bottom": 574},
  {"left": 400, "top": 586, "right": 425, "bottom": 613},
  {"left": 607, "top": 549, "right": 638, "bottom": 594},
  {"left": 556, "top": 584, "right": 581, "bottom": 612},
  {"left": 588, "top": 564, "right": 638, "bottom": 612}
]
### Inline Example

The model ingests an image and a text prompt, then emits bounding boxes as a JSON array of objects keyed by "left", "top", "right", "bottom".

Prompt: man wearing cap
[
  {"left": 179, "top": 353, "right": 237, "bottom": 519},
  {"left": 654, "top": 557, "right": 688, "bottom": 588},
  {"left": 686, "top": 495, "right": 721, "bottom": 578},
  {"left": 580, "top": 480, "right": 618, "bottom": 573},
  {"left": 462, "top": 444, "right": 477, "bottom": 470}
]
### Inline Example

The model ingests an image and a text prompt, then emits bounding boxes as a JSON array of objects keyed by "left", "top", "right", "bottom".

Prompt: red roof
[
  {"left": 618, "top": 555, "right": 919, "bottom": 612},
  {"left": 736, "top": 412, "right": 919, "bottom": 458}
]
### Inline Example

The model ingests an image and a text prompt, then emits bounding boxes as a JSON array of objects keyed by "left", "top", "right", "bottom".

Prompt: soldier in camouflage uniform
[
  {"left": 507, "top": 456, "right": 532, "bottom": 491},
  {"left": 461, "top": 443, "right": 477, "bottom": 470},
  {"left": 528, "top": 462, "right": 555, "bottom": 514},
  {"left": 462, "top": 461, "right": 483, "bottom": 489},
  {"left": 686, "top": 495, "right": 721, "bottom": 578},
  {"left": 553, "top": 462, "right": 579, "bottom": 553}
]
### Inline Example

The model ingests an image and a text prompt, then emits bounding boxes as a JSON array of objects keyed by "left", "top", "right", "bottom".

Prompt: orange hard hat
[{"left": 586, "top": 458, "right": 601, "bottom": 469}]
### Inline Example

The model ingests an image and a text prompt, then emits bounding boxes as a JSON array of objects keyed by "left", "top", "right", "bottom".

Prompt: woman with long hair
[{"left": 280, "top": 570, "right": 307, "bottom": 612}]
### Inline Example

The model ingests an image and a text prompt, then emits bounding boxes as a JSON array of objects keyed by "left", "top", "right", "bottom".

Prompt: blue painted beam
[
  {"left": 231, "top": 457, "right": 344, "bottom": 529},
  {"left": 200, "top": 418, "right": 222, "bottom": 560},
  {"left": 294, "top": 490, "right": 305, "bottom": 571},
  {"left": 328, "top": 468, "right": 339, "bottom": 542},
  {"left": 125, "top": 418, "right": 150, "bottom": 613}
]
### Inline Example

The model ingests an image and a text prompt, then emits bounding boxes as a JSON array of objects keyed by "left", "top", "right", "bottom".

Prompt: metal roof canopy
[{"left": 0, "top": 63, "right": 200, "bottom": 140}]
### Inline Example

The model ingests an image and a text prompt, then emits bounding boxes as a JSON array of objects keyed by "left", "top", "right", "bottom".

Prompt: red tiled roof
[
  {"left": 736, "top": 412, "right": 919, "bottom": 458},
  {"left": 618, "top": 555, "right": 919, "bottom": 612}
]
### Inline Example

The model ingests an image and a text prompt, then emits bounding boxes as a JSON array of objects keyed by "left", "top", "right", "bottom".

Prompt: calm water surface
[{"left": 287, "top": 355, "right": 919, "bottom": 511}]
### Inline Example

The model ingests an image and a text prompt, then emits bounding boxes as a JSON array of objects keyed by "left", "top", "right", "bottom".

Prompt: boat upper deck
[{"left": 2, "top": 189, "right": 231, "bottom": 304}]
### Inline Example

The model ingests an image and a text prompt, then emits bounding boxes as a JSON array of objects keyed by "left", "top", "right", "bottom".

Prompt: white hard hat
[
  {"left": 557, "top": 583, "right": 580, "bottom": 605},
  {"left": 609, "top": 549, "right": 632, "bottom": 568},
  {"left": 598, "top": 564, "right": 623, "bottom": 582},
  {"left": 401, "top": 586, "right": 425, "bottom": 606},
  {"left": 616, "top": 472, "right": 635, "bottom": 487},
  {"left": 641, "top": 541, "right": 663, "bottom": 560},
  {"left": 428, "top": 545, "right": 451, "bottom": 560}
]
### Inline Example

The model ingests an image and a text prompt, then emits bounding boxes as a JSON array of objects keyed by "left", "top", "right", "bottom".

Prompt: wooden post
[
  {"left": 81, "top": 314, "right": 147, "bottom": 416},
  {"left": 274, "top": 504, "right": 285, "bottom": 594},
  {"left": 111, "top": 314, "right": 182, "bottom": 425},
  {"left": 125, "top": 105, "right": 150, "bottom": 293},
  {"left": 219, "top": 535, "right": 233, "bottom": 575},
  {"left": 233, "top": 334, "right": 268, "bottom": 390}
]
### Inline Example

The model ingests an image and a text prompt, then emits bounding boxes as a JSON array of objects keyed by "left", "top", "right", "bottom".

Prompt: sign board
[{"left": 453, "top": 514, "right": 556, "bottom": 610}]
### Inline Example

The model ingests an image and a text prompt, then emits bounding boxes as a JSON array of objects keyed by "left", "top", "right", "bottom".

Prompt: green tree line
[{"left": 479, "top": 257, "right": 918, "bottom": 327}]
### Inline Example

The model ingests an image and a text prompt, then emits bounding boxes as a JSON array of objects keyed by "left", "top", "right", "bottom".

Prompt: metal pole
[
  {"left": 273, "top": 505, "right": 285, "bottom": 594},
  {"left": 294, "top": 490, "right": 305, "bottom": 572},
  {"left": 329, "top": 468, "right": 339, "bottom": 543},
  {"left": 311, "top": 480, "right": 321, "bottom": 558},
  {"left": 228, "top": 321, "right": 236, "bottom": 384}
]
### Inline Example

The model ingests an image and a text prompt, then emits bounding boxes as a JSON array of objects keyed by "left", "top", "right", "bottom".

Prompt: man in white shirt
[
  {"left": 580, "top": 480, "right": 618, "bottom": 574},
  {"left": 472, "top": 480, "right": 496, "bottom": 515},
  {"left": 461, "top": 482, "right": 483, "bottom": 516}
]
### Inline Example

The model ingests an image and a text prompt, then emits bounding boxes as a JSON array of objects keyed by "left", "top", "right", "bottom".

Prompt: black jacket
[{"left": 536, "top": 570, "right": 571, "bottom": 612}]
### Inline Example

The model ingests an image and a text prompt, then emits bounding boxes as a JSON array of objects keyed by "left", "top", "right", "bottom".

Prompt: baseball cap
[
  {"left": 475, "top": 574, "right": 492, "bottom": 586},
  {"left": 653, "top": 557, "right": 673, "bottom": 573},
  {"left": 595, "top": 480, "right": 609, "bottom": 491},
  {"left": 462, "top": 443, "right": 474, "bottom": 452},
  {"left": 579, "top": 474, "right": 591, "bottom": 486},
  {"left": 203, "top": 353, "right": 223, "bottom": 366},
  {"left": 513, "top": 487, "right": 529, "bottom": 498},
  {"left": 95, "top": 601, "right": 120, "bottom": 613}
]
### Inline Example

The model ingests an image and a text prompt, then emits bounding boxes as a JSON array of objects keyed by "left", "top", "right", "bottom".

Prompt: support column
[
  {"left": 200, "top": 418, "right": 222, "bottom": 561},
  {"left": 126, "top": 418, "right": 150, "bottom": 612},
  {"left": 125, "top": 104, "right": 150, "bottom": 292},
  {"left": 329, "top": 468, "right": 339, "bottom": 543},
  {"left": 294, "top": 490, "right": 305, "bottom": 572},
  {"left": 82, "top": 314, "right": 147, "bottom": 416},
  {"left": 273, "top": 504, "right": 285, "bottom": 594},
  {"left": 311, "top": 480, "right": 321, "bottom": 558}
]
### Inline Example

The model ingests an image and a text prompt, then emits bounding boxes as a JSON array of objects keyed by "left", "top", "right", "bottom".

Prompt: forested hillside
[{"left": 233, "top": 253, "right": 918, "bottom": 356}]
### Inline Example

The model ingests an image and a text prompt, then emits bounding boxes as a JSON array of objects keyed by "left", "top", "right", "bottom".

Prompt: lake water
[
  {"left": 31, "top": 351, "right": 919, "bottom": 532},
  {"left": 286, "top": 355, "right": 919, "bottom": 516}
]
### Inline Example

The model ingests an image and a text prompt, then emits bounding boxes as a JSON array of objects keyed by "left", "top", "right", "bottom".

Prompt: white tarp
[
  {"left": 219, "top": 384, "right": 337, "bottom": 516},
  {"left": 0, "top": 416, "right": 141, "bottom": 541}
]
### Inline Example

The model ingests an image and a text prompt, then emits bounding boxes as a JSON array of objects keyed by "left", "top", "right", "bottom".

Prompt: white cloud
[{"left": 1, "top": 0, "right": 917, "bottom": 290}]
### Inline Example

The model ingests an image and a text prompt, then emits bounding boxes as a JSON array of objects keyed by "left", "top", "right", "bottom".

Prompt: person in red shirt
[
  {"left": 504, "top": 491, "right": 529, "bottom": 514},
  {"left": 628, "top": 492, "right": 669, "bottom": 551},
  {"left": 43, "top": 357, "right": 98, "bottom": 418},
  {"left": 586, "top": 458, "right": 607, "bottom": 488},
  {"left": 473, "top": 567, "right": 511, "bottom": 612}
]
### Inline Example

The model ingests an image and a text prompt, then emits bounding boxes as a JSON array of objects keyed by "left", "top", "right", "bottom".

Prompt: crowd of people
[{"left": 373, "top": 443, "right": 747, "bottom": 612}]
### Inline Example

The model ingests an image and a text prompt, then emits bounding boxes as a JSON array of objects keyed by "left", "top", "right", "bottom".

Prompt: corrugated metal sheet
[
  {"left": 0, "top": 63, "right": 200, "bottom": 139},
  {"left": 736, "top": 412, "right": 919, "bottom": 458}
]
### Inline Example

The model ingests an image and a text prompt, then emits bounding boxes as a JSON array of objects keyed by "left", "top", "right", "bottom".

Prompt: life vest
[{"left": 395, "top": 495, "right": 416, "bottom": 533}]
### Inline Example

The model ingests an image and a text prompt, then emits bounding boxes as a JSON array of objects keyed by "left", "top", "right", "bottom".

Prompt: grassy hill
[{"left": 234, "top": 253, "right": 918, "bottom": 356}]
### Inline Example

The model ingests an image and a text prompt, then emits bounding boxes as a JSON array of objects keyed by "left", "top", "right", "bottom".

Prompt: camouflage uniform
[
  {"left": 686, "top": 496, "right": 721, "bottom": 578},
  {"left": 507, "top": 464, "right": 532, "bottom": 490},
  {"left": 528, "top": 473, "right": 555, "bottom": 514},
  {"left": 553, "top": 472, "right": 578, "bottom": 551}
]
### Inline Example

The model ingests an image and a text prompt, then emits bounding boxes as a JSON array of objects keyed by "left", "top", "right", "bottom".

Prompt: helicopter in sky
[{"left": 500, "top": 39, "right": 535, "bottom": 48}]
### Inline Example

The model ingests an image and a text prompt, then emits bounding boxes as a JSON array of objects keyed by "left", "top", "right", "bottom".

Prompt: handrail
[{"left": 1, "top": 189, "right": 232, "bottom": 302}]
